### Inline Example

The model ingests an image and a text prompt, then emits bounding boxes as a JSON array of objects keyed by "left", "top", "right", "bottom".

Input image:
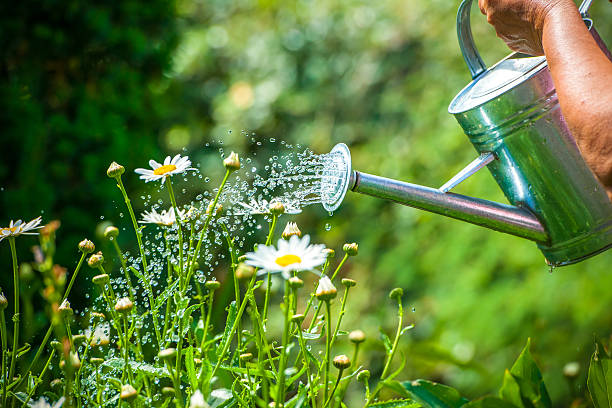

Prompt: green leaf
[
  {"left": 400, "top": 324, "right": 415, "bottom": 336},
  {"left": 380, "top": 328, "right": 393, "bottom": 354},
  {"left": 401, "top": 380, "right": 469, "bottom": 408},
  {"left": 219, "top": 301, "right": 237, "bottom": 357},
  {"left": 508, "top": 339, "right": 551, "bottom": 408},
  {"left": 369, "top": 399, "right": 421, "bottom": 408},
  {"left": 153, "top": 280, "right": 180, "bottom": 312},
  {"left": 185, "top": 346, "right": 198, "bottom": 390},
  {"left": 499, "top": 369, "right": 524, "bottom": 408},
  {"left": 462, "top": 396, "right": 518, "bottom": 408},
  {"left": 587, "top": 342, "right": 612, "bottom": 408}
]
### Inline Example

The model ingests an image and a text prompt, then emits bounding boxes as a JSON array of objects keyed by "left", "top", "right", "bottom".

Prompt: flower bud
[
  {"left": 389, "top": 287, "right": 403, "bottom": 301},
  {"left": 205, "top": 280, "right": 221, "bottom": 291},
  {"left": 343, "top": 243, "right": 358, "bottom": 256},
  {"left": 333, "top": 354, "right": 351, "bottom": 370},
  {"left": 322, "top": 248, "right": 335, "bottom": 259},
  {"left": 60, "top": 351, "right": 81, "bottom": 371},
  {"left": 158, "top": 348, "right": 177, "bottom": 362},
  {"left": 90, "top": 357, "right": 104, "bottom": 366},
  {"left": 223, "top": 151, "right": 241, "bottom": 172},
  {"left": 190, "top": 390, "right": 207, "bottom": 408},
  {"left": 58, "top": 299, "right": 73, "bottom": 318},
  {"left": 107, "top": 162, "right": 125, "bottom": 179},
  {"left": 235, "top": 263, "right": 255, "bottom": 281},
  {"left": 120, "top": 384, "right": 138, "bottom": 402},
  {"left": 91, "top": 312, "right": 106, "bottom": 321},
  {"left": 239, "top": 353, "right": 253, "bottom": 362},
  {"left": 349, "top": 329, "right": 366, "bottom": 344},
  {"left": 288, "top": 276, "right": 304, "bottom": 289},
  {"left": 341, "top": 278, "right": 356, "bottom": 288},
  {"left": 0, "top": 292, "right": 7, "bottom": 310},
  {"left": 281, "top": 222, "right": 301, "bottom": 240},
  {"left": 50, "top": 340, "right": 63, "bottom": 352},
  {"left": 206, "top": 202, "right": 223, "bottom": 216},
  {"left": 114, "top": 297, "right": 133, "bottom": 314},
  {"left": 357, "top": 370, "right": 370, "bottom": 382},
  {"left": 92, "top": 274, "right": 110, "bottom": 286},
  {"left": 315, "top": 276, "right": 337, "bottom": 301},
  {"left": 78, "top": 239, "right": 95, "bottom": 254},
  {"left": 87, "top": 252, "right": 104, "bottom": 268},
  {"left": 162, "top": 387, "right": 175, "bottom": 397},
  {"left": 72, "top": 334, "right": 87, "bottom": 345},
  {"left": 269, "top": 202, "right": 285, "bottom": 216},
  {"left": 103, "top": 226, "right": 119, "bottom": 240}
]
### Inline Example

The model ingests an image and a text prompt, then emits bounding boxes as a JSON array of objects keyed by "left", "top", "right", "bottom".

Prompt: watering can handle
[{"left": 457, "top": 0, "right": 596, "bottom": 79}]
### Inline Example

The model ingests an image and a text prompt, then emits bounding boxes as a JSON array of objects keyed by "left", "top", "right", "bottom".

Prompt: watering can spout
[
  {"left": 349, "top": 170, "right": 549, "bottom": 243},
  {"left": 321, "top": 143, "right": 548, "bottom": 243}
]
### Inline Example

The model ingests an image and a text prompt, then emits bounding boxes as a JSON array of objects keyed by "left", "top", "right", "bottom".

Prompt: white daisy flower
[
  {"left": 234, "top": 198, "right": 302, "bottom": 215},
  {"left": 139, "top": 207, "right": 185, "bottom": 227},
  {"left": 245, "top": 234, "right": 326, "bottom": 279},
  {"left": 134, "top": 154, "right": 196, "bottom": 183},
  {"left": 0, "top": 216, "right": 43, "bottom": 242}
]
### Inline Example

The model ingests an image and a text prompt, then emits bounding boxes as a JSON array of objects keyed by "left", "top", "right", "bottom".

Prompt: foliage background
[{"left": 1, "top": 0, "right": 612, "bottom": 405}]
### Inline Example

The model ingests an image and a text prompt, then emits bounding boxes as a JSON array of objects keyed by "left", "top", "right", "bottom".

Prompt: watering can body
[{"left": 448, "top": 0, "right": 612, "bottom": 265}]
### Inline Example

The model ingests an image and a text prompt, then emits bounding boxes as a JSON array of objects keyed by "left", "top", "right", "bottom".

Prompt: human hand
[{"left": 478, "top": 0, "right": 576, "bottom": 55}]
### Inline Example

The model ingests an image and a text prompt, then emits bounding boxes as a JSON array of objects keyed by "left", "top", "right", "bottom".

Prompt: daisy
[
  {"left": 234, "top": 198, "right": 302, "bottom": 215},
  {"left": 134, "top": 154, "right": 196, "bottom": 183},
  {"left": 0, "top": 216, "right": 43, "bottom": 242},
  {"left": 245, "top": 234, "right": 326, "bottom": 279},
  {"left": 139, "top": 207, "right": 185, "bottom": 227}
]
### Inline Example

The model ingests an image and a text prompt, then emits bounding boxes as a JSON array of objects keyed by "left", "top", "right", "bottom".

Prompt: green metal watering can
[{"left": 321, "top": 0, "right": 612, "bottom": 266}]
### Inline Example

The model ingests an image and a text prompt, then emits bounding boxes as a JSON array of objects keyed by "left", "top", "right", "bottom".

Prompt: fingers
[{"left": 478, "top": 0, "right": 487, "bottom": 15}]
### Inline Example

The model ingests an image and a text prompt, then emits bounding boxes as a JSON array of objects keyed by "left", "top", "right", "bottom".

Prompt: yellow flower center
[
  {"left": 153, "top": 164, "right": 177, "bottom": 176},
  {"left": 275, "top": 254, "right": 302, "bottom": 267},
  {"left": 0, "top": 227, "right": 18, "bottom": 234}
]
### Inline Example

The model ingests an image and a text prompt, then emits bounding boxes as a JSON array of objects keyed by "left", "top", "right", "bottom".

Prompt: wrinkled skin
[{"left": 479, "top": 0, "right": 612, "bottom": 199}]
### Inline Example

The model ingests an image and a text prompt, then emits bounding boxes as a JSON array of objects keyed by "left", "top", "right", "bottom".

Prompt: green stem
[
  {"left": 162, "top": 231, "right": 173, "bottom": 343},
  {"left": 380, "top": 299, "right": 403, "bottom": 379},
  {"left": 188, "top": 170, "right": 230, "bottom": 283},
  {"left": 324, "top": 369, "right": 344, "bottom": 408},
  {"left": 262, "top": 214, "right": 278, "bottom": 325},
  {"left": 115, "top": 176, "right": 161, "bottom": 347},
  {"left": 330, "top": 254, "right": 349, "bottom": 281},
  {"left": 20, "top": 349, "right": 55, "bottom": 408},
  {"left": 19, "top": 252, "right": 86, "bottom": 391},
  {"left": 8, "top": 238, "right": 19, "bottom": 392},
  {"left": 210, "top": 281, "right": 255, "bottom": 381},
  {"left": 123, "top": 316, "right": 134, "bottom": 384},
  {"left": 111, "top": 240, "right": 135, "bottom": 300},
  {"left": 296, "top": 322, "right": 316, "bottom": 408},
  {"left": 1, "top": 309, "right": 8, "bottom": 407},
  {"left": 323, "top": 300, "right": 333, "bottom": 404},
  {"left": 220, "top": 223, "right": 241, "bottom": 350},
  {"left": 165, "top": 178, "right": 184, "bottom": 283},
  {"left": 365, "top": 298, "right": 404, "bottom": 406},
  {"left": 275, "top": 280, "right": 292, "bottom": 405},
  {"left": 330, "top": 287, "right": 351, "bottom": 348}
]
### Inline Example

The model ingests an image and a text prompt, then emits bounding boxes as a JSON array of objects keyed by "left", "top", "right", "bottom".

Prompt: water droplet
[{"left": 324, "top": 223, "right": 331, "bottom": 231}]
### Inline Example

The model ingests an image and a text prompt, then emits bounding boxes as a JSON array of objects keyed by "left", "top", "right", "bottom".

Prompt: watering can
[{"left": 320, "top": 0, "right": 612, "bottom": 266}]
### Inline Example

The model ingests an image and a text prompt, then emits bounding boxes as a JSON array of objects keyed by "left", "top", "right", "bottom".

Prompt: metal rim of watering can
[
  {"left": 322, "top": 143, "right": 352, "bottom": 213},
  {"left": 456, "top": 0, "right": 596, "bottom": 79}
]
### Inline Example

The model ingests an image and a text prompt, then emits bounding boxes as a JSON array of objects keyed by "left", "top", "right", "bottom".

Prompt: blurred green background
[{"left": 1, "top": 0, "right": 612, "bottom": 405}]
